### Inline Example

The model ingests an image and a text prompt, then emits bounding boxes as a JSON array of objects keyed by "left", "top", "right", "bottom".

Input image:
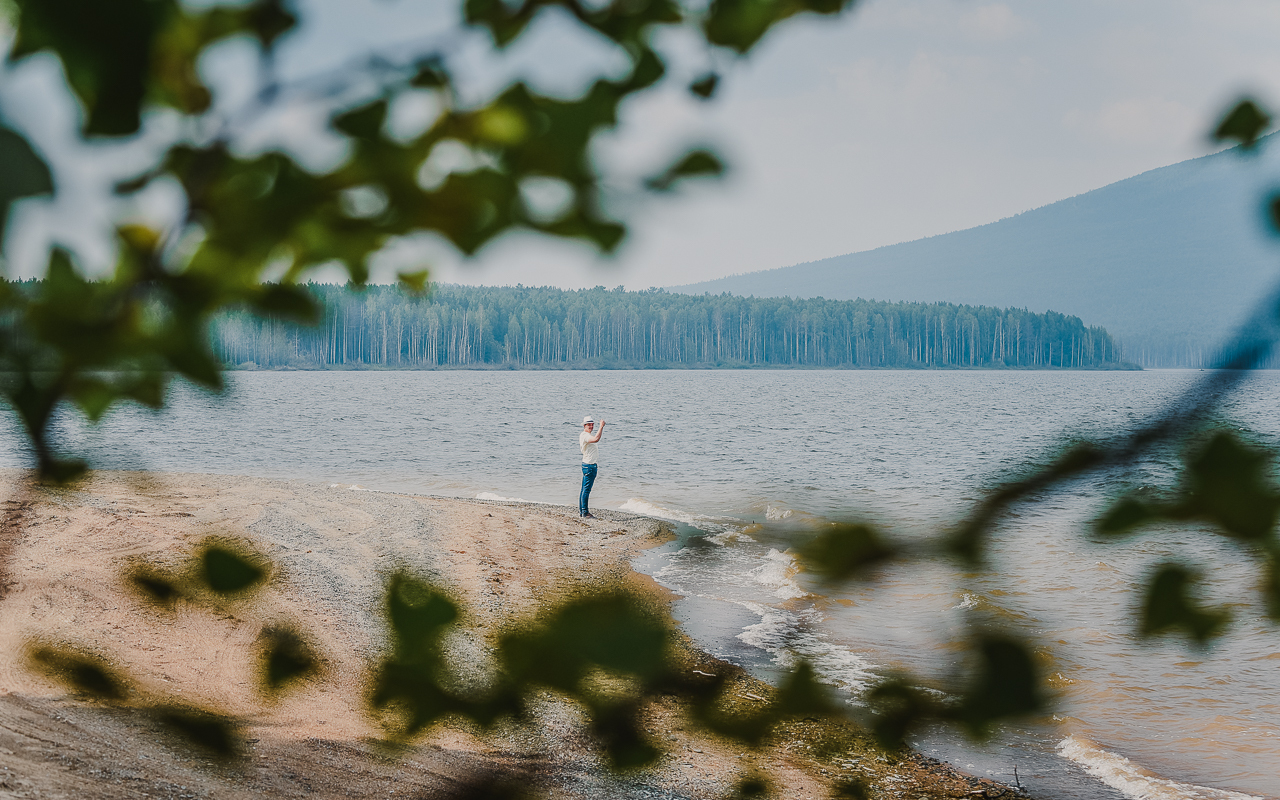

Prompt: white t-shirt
[{"left": 579, "top": 430, "right": 599, "bottom": 465}]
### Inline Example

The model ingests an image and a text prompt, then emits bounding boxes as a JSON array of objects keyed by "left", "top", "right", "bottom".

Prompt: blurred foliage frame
[
  {"left": 0, "top": 0, "right": 855, "bottom": 480},
  {"left": 2, "top": 0, "right": 1280, "bottom": 793}
]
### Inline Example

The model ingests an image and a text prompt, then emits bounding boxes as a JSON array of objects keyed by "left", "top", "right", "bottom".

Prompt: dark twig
[{"left": 947, "top": 279, "right": 1280, "bottom": 563}]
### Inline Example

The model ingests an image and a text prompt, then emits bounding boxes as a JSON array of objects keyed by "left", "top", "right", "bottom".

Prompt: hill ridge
[{"left": 671, "top": 137, "right": 1280, "bottom": 366}]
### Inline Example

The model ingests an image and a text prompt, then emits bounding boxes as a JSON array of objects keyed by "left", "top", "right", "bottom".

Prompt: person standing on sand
[{"left": 579, "top": 416, "right": 604, "bottom": 518}]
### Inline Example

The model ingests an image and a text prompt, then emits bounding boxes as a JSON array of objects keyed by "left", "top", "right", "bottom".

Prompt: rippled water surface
[{"left": 2, "top": 369, "right": 1277, "bottom": 800}]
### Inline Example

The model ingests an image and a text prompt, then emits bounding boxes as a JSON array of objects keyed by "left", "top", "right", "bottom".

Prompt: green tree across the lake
[{"left": 211, "top": 283, "right": 1127, "bottom": 370}]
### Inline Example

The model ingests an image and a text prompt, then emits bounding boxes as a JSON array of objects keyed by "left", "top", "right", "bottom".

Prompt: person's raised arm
[{"left": 589, "top": 419, "right": 605, "bottom": 443}]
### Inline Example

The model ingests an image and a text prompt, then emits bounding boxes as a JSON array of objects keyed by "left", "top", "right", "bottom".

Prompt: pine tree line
[{"left": 213, "top": 284, "right": 1130, "bottom": 370}]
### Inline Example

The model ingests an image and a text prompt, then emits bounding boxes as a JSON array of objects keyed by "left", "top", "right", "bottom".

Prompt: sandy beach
[{"left": 0, "top": 470, "right": 1020, "bottom": 799}]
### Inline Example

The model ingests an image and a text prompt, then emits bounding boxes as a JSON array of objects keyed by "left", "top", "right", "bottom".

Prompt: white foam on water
[
  {"left": 736, "top": 602, "right": 798, "bottom": 664},
  {"left": 765, "top": 504, "right": 794, "bottom": 520},
  {"left": 1057, "top": 736, "right": 1264, "bottom": 800},
  {"left": 618, "top": 498, "right": 748, "bottom": 540},
  {"left": 633, "top": 507, "right": 876, "bottom": 702},
  {"left": 735, "top": 602, "right": 879, "bottom": 695},
  {"left": 619, "top": 497, "right": 710, "bottom": 526},
  {"left": 953, "top": 592, "right": 980, "bottom": 610},
  {"left": 706, "top": 528, "right": 757, "bottom": 544},
  {"left": 749, "top": 549, "right": 807, "bottom": 600},
  {"left": 800, "top": 635, "right": 881, "bottom": 696},
  {"left": 474, "top": 491, "right": 546, "bottom": 504}
]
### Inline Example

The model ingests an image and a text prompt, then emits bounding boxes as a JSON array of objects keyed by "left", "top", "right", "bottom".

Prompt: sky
[{"left": 4, "top": 0, "right": 1280, "bottom": 289}]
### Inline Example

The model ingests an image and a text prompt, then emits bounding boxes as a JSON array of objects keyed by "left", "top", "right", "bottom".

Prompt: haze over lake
[{"left": 4, "top": 370, "right": 1275, "bottom": 800}]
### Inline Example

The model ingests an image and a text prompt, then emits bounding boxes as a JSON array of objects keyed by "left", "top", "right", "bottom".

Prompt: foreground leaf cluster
[
  {"left": 33, "top": 544, "right": 854, "bottom": 792},
  {"left": 3, "top": 0, "right": 850, "bottom": 478},
  {"left": 4, "top": 2, "right": 1280, "bottom": 798}
]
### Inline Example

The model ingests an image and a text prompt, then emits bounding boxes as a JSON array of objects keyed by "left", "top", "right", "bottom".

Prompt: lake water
[{"left": 2, "top": 369, "right": 1277, "bottom": 800}]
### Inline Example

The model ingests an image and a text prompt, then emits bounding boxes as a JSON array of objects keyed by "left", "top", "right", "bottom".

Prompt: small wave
[
  {"left": 474, "top": 491, "right": 543, "bottom": 504},
  {"left": 765, "top": 505, "right": 794, "bottom": 520},
  {"left": 619, "top": 498, "right": 751, "bottom": 541},
  {"left": 953, "top": 592, "right": 980, "bottom": 610},
  {"left": 738, "top": 602, "right": 802, "bottom": 667},
  {"left": 1057, "top": 736, "right": 1263, "bottom": 800},
  {"left": 706, "top": 528, "right": 757, "bottom": 545},
  {"left": 749, "top": 549, "right": 808, "bottom": 600},
  {"left": 737, "top": 602, "right": 878, "bottom": 695},
  {"left": 619, "top": 497, "right": 701, "bottom": 524}
]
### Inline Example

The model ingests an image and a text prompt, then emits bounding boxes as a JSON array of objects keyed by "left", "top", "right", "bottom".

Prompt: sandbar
[{"left": 0, "top": 470, "right": 1020, "bottom": 799}]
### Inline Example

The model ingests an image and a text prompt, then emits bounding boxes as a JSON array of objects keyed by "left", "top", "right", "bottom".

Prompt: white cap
[{"left": 583, "top": 416, "right": 594, "bottom": 425}]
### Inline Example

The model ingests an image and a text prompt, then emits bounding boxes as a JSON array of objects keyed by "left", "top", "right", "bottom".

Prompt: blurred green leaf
[
  {"left": 9, "top": 0, "right": 168, "bottom": 134},
  {"left": 689, "top": 660, "right": 836, "bottom": 748},
  {"left": 333, "top": 100, "right": 390, "bottom": 140},
  {"left": 386, "top": 572, "right": 459, "bottom": 660},
  {"left": 126, "top": 565, "right": 185, "bottom": 608},
  {"left": 153, "top": 705, "right": 242, "bottom": 758},
  {"left": 39, "top": 457, "right": 89, "bottom": 485},
  {"left": 588, "top": 698, "right": 661, "bottom": 770},
  {"left": 948, "top": 441, "right": 1105, "bottom": 566},
  {"left": 500, "top": 592, "right": 672, "bottom": 690},
  {"left": 369, "top": 573, "right": 476, "bottom": 737},
  {"left": 645, "top": 149, "right": 725, "bottom": 192},
  {"left": 731, "top": 774, "right": 770, "bottom": 799},
  {"left": 411, "top": 57, "right": 450, "bottom": 89},
  {"left": 371, "top": 659, "right": 477, "bottom": 736},
  {"left": 1214, "top": 98, "right": 1271, "bottom": 150},
  {"left": 243, "top": 0, "right": 297, "bottom": 48},
  {"left": 690, "top": 73, "right": 720, "bottom": 99},
  {"left": 69, "top": 379, "right": 117, "bottom": 423},
  {"left": 433, "top": 775, "right": 531, "bottom": 800},
  {"left": 865, "top": 676, "right": 937, "bottom": 750},
  {"left": 259, "top": 626, "right": 320, "bottom": 693},
  {"left": 1266, "top": 193, "right": 1280, "bottom": 235},
  {"left": 1095, "top": 496, "right": 1160, "bottom": 537},
  {"left": 199, "top": 542, "right": 267, "bottom": 595},
  {"left": 704, "top": 0, "right": 853, "bottom": 54},
  {"left": 29, "top": 645, "right": 131, "bottom": 700},
  {"left": 465, "top": 0, "right": 682, "bottom": 50},
  {"left": 830, "top": 779, "right": 869, "bottom": 800},
  {"left": 113, "top": 171, "right": 155, "bottom": 195},
  {"left": 8, "top": 0, "right": 296, "bottom": 135},
  {"left": 249, "top": 284, "right": 320, "bottom": 324},
  {"left": 397, "top": 269, "right": 431, "bottom": 294},
  {"left": 772, "top": 661, "right": 837, "bottom": 719},
  {"left": 799, "top": 523, "right": 897, "bottom": 582},
  {"left": 1140, "top": 563, "right": 1231, "bottom": 645},
  {"left": 953, "top": 634, "right": 1044, "bottom": 738},
  {"left": 1264, "top": 551, "right": 1280, "bottom": 622},
  {"left": 0, "top": 231, "right": 237, "bottom": 478},
  {"left": 1178, "top": 431, "right": 1280, "bottom": 541},
  {"left": 685, "top": 671, "right": 775, "bottom": 746},
  {"left": 0, "top": 125, "right": 54, "bottom": 243}
]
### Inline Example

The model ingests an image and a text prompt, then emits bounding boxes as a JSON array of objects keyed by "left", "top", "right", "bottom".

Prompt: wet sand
[{"left": 0, "top": 470, "right": 1021, "bottom": 799}]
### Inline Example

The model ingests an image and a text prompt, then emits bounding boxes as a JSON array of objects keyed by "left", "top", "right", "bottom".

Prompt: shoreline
[
  {"left": 0, "top": 469, "right": 1023, "bottom": 799},
  {"left": 222, "top": 362, "right": 1143, "bottom": 372}
]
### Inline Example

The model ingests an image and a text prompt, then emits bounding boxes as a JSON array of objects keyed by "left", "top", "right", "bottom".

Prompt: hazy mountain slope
[{"left": 671, "top": 139, "right": 1280, "bottom": 366}]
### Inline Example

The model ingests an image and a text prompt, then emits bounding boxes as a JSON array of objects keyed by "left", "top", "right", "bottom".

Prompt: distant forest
[{"left": 213, "top": 284, "right": 1130, "bottom": 370}]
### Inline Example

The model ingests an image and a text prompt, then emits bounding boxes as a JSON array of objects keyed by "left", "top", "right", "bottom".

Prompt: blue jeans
[{"left": 580, "top": 463, "right": 598, "bottom": 516}]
